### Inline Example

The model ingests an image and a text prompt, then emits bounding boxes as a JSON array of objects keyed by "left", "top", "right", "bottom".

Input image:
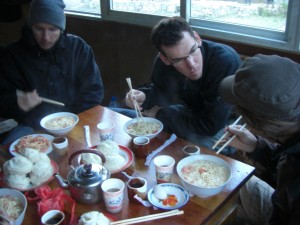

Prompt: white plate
[
  {"left": 147, "top": 183, "right": 189, "bottom": 210},
  {"left": 79, "top": 145, "right": 134, "bottom": 174},
  {"left": 9, "top": 134, "right": 55, "bottom": 156}
]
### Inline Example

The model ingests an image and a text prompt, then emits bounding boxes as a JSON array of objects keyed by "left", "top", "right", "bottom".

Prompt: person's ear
[
  {"left": 158, "top": 52, "right": 171, "bottom": 65},
  {"left": 193, "top": 31, "right": 202, "bottom": 46}
]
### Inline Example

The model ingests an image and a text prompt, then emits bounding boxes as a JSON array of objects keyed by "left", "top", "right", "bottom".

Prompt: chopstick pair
[
  {"left": 212, "top": 116, "right": 242, "bottom": 150},
  {"left": 126, "top": 78, "right": 144, "bottom": 120},
  {"left": 16, "top": 90, "right": 65, "bottom": 107},
  {"left": 111, "top": 209, "right": 184, "bottom": 225},
  {"left": 215, "top": 123, "right": 247, "bottom": 154}
]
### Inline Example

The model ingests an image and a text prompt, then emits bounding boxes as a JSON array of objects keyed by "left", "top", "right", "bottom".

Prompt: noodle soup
[
  {"left": 40, "top": 112, "right": 79, "bottom": 136},
  {"left": 124, "top": 117, "right": 163, "bottom": 139},
  {"left": 126, "top": 121, "right": 160, "bottom": 136},
  {"left": 0, "top": 189, "right": 27, "bottom": 225},
  {"left": 45, "top": 116, "right": 76, "bottom": 129},
  {"left": 176, "top": 155, "right": 231, "bottom": 197},
  {"left": 180, "top": 160, "right": 228, "bottom": 188},
  {"left": 0, "top": 195, "right": 23, "bottom": 221}
]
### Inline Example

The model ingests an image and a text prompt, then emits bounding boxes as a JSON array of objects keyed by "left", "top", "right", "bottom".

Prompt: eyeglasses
[{"left": 169, "top": 43, "right": 200, "bottom": 66}]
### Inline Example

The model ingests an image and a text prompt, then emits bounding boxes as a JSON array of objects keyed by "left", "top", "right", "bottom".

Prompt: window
[
  {"left": 65, "top": 0, "right": 100, "bottom": 15},
  {"left": 191, "top": 0, "right": 287, "bottom": 31},
  {"left": 111, "top": 0, "right": 180, "bottom": 17},
  {"left": 64, "top": 0, "right": 300, "bottom": 53}
]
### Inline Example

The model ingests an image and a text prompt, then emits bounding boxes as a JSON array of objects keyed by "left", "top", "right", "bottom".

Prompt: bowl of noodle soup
[
  {"left": 176, "top": 155, "right": 232, "bottom": 198},
  {"left": 0, "top": 188, "right": 27, "bottom": 225},
  {"left": 124, "top": 117, "right": 163, "bottom": 139},
  {"left": 40, "top": 112, "right": 79, "bottom": 136}
]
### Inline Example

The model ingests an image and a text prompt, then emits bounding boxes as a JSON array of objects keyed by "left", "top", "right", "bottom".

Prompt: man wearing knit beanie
[
  {"left": 0, "top": 0, "right": 103, "bottom": 131},
  {"left": 26, "top": 0, "right": 66, "bottom": 50},
  {"left": 219, "top": 54, "right": 300, "bottom": 225}
]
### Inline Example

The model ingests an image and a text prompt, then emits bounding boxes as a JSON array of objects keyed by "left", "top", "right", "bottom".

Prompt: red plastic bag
[{"left": 26, "top": 185, "right": 76, "bottom": 225}]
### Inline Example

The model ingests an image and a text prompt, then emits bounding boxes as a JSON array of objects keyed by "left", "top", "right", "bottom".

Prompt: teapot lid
[{"left": 69, "top": 163, "right": 110, "bottom": 187}]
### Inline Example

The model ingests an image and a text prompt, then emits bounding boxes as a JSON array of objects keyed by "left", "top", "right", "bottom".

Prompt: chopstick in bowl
[
  {"left": 110, "top": 209, "right": 184, "bottom": 225},
  {"left": 16, "top": 90, "right": 65, "bottom": 107},
  {"left": 216, "top": 123, "right": 247, "bottom": 155}
]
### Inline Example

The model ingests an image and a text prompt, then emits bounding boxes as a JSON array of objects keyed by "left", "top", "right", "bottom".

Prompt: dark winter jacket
[
  {"left": 250, "top": 134, "right": 300, "bottom": 225},
  {"left": 0, "top": 25, "right": 104, "bottom": 129},
  {"left": 139, "top": 40, "right": 241, "bottom": 141}
]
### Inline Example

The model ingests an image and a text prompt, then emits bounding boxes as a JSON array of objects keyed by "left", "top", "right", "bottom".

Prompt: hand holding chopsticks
[
  {"left": 126, "top": 77, "right": 144, "bottom": 120},
  {"left": 110, "top": 209, "right": 184, "bottom": 225},
  {"left": 16, "top": 89, "right": 65, "bottom": 107},
  {"left": 216, "top": 123, "right": 247, "bottom": 154}
]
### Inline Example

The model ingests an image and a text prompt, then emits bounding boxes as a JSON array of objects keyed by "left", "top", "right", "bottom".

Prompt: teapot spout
[{"left": 54, "top": 173, "right": 69, "bottom": 189}]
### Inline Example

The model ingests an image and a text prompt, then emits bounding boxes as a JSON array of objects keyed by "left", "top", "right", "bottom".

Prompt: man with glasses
[
  {"left": 125, "top": 17, "right": 241, "bottom": 153},
  {"left": 0, "top": 0, "right": 103, "bottom": 131}
]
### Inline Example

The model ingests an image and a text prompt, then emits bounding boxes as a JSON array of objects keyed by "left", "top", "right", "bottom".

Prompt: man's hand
[
  {"left": 125, "top": 89, "right": 146, "bottom": 110},
  {"left": 17, "top": 89, "right": 42, "bottom": 112},
  {"left": 142, "top": 105, "right": 163, "bottom": 118}
]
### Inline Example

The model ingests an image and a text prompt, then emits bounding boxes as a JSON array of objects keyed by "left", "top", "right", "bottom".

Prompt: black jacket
[
  {"left": 0, "top": 26, "right": 104, "bottom": 129},
  {"left": 139, "top": 40, "right": 241, "bottom": 142},
  {"left": 250, "top": 134, "right": 300, "bottom": 225}
]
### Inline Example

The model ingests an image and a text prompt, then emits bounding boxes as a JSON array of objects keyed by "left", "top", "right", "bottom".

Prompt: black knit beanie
[{"left": 27, "top": 0, "right": 66, "bottom": 30}]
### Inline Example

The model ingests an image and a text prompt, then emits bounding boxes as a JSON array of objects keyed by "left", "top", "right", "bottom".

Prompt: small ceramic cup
[
  {"left": 52, "top": 137, "right": 68, "bottom": 156},
  {"left": 153, "top": 155, "right": 175, "bottom": 184},
  {"left": 97, "top": 122, "right": 115, "bottom": 142},
  {"left": 127, "top": 177, "right": 148, "bottom": 202},
  {"left": 41, "top": 210, "right": 65, "bottom": 225},
  {"left": 133, "top": 136, "right": 150, "bottom": 158},
  {"left": 101, "top": 178, "right": 125, "bottom": 214},
  {"left": 182, "top": 145, "right": 200, "bottom": 157}
]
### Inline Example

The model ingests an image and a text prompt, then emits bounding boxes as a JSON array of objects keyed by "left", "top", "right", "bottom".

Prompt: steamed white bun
[
  {"left": 79, "top": 211, "right": 109, "bottom": 225},
  {"left": 21, "top": 148, "right": 40, "bottom": 163},
  {"left": 38, "top": 152, "right": 51, "bottom": 163},
  {"left": 97, "top": 140, "right": 119, "bottom": 156},
  {"left": 6, "top": 174, "right": 30, "bottom": 189},
  {"left": 96, "top": 140, "right": 124, "bottom": 171},
  {"left": 4, "top": 156, "right": 33, "bottom": 175},
  {"left": 29, "top": 161, "right": 53, "bottom": 186},
  {"left": 81, "top": 153, "right": 102, "bottom": 165}
]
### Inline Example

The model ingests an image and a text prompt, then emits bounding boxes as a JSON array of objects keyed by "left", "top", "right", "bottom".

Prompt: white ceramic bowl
[
  {"left": 176, "top": 155, "right": 232, "bottom": 198},
  {"left": 123, "top": 117, "right": 163, "bottom": 139},
  {"left": 40, "top": 112, "right": 79, "bottom": 136},
  {"left": 0, "top": 188, "right": 27, "bottom": 225}
]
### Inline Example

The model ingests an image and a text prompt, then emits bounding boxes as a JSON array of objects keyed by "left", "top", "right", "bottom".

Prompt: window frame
[{"left": 65, "top": 0, "right": 300, "bottom": 52}]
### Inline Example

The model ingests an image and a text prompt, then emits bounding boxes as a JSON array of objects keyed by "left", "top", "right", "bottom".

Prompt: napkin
[
  {"left": 84, "top": 125, "right": 92, "bottom": 148},
  {"left": 144, "top": 134, "right": 177, "bottom": 166}
]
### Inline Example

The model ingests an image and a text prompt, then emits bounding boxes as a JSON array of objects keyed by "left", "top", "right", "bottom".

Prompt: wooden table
[{"left": 1, "top": 106, "right": 255, "bottom": 225}]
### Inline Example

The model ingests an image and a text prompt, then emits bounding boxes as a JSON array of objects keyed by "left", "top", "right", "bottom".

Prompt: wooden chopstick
[
  {"left": 16, "top": 90, "right": 65, "bottom": 107},
  {"left": 126, "top": 78, "right": 144, "bottom": 120},
  {"left": 216, "top": 123, "right": 247, "bottom": 154},
  {"left": 212, "top": 115, "right": 242, "bottom": 150},
  {"left": 110, "top": 210, "right": 184, "bottom": 225},
  {"left": 39, "top": 97, "right": 65, "bottom": 106}
]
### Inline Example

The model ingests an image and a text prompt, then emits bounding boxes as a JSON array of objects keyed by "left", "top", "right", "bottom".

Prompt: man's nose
[
  {"left": 185, "top": 55, "right": 194, "bottom": 66},
  {"left": 43, "top": 30, "right": 51, "bottom": 40}
]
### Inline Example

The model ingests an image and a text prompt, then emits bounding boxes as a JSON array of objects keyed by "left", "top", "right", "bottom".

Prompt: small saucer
[{"left": 147, "top": 183, "right": 189, "bottom": 210}]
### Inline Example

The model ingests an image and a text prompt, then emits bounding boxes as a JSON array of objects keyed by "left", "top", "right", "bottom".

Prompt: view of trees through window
[
  {"left": 65, "top": 0, "right": 100, "bottom": 14},
  {"left": 65, "top": 0, "right": 288, "bottom": 31},
  {"left": 191, "top": 0, "right": 288, "bottom": 31}
]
